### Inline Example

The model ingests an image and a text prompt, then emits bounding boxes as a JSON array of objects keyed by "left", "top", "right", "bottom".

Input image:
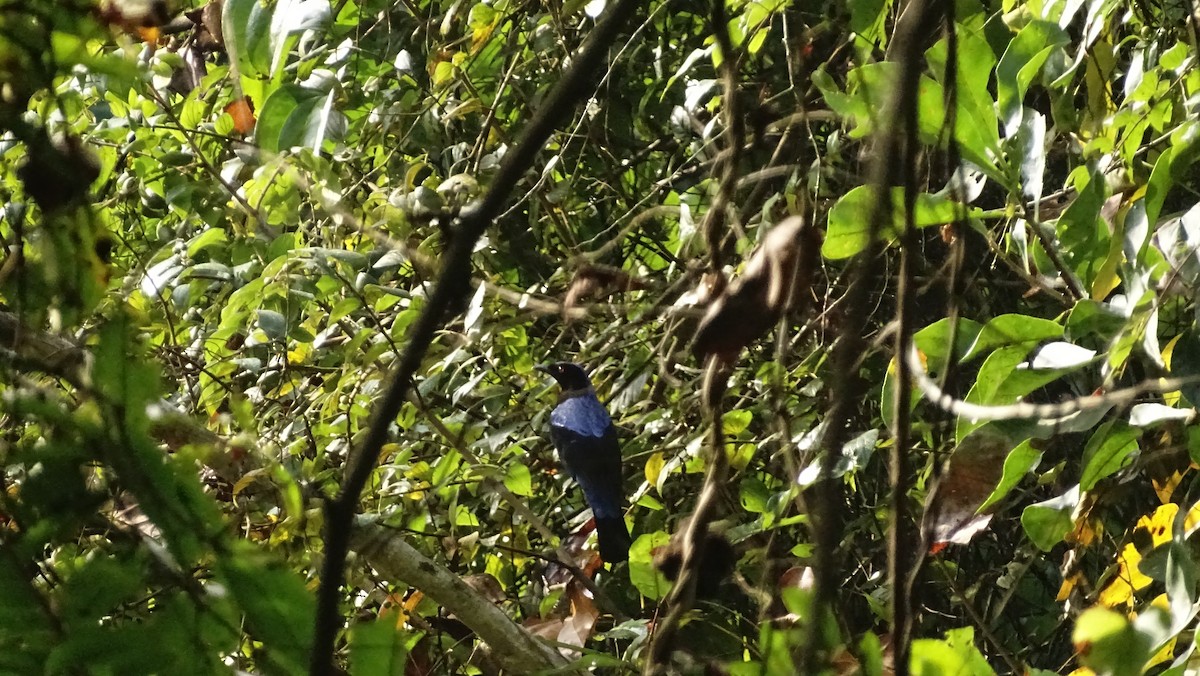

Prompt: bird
[{"left": 536, "top": 362, "right": 632, "bottom": 563}]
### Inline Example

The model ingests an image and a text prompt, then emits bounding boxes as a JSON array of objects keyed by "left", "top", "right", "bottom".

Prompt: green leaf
[
  {"left": 503, "top": 462, "right": 532, "bottom": 497},
  {"left": 925, "top": 24, "right": 1003, "bottom": 178},
  {"left": 722, "top": 409, "right": 753, "bottom": 435},
  {"left": 349, "top": 620, "right": 421, "bottom": 676},
  {"left": 187, "top": 227, "right": 229, "bottom": 257},
  {"left": 256, "top": 309, "right": 288, "bottom": 340},
  {"left": 218, "top": 551, "right": 315, "bottom": 674},
  {"left": 912, "top": 627, "right": 995, "bottom": 676},
  {"left": 963, "top": 314, "right": 1063, "bottom": 361},
  {"left": 223, "top": 0, "right": 275, "bottom": 78},
  {"left": 978, "top": 439, "right": 1042, "bottom": 512},
  {"left": 913, "top": 317, "right": 983, "bottom": 372},
  {"left": 1025, "top": 341, "right": 1096, "bottom": 369},
  {"left": 257, "top": 85, "right": 337, "bottom": 153},
  {"left": 278, "top": 89, "right": 342, "bottom": 153},
  {"left": 328, "top": 296, "right": 362, "bottom": 324},
  {"left": 823, "top": 186, "right": 968, "bottom": 259},
  {"left": 1067, "top": 300, "right": 1126, "bottom": 342},
  {"left": 1128, "top": 403, "right": 1194, "bottom": 428},
  {"left": 817, "top": 63, "right": 948, "bottom": 143},
  {"left": 1080, "top": 421, "right": 1139, "bottom": 490},
  {"left": 628, "top": 532, "right": 672, "bottom": 600},
  {"left": 1073, "top": 607, "right": 1152, "bottom": 676},
  {"left": 1057, "top": 165, "right": 1109, "bottom": 285},
  {"left": 739, "top": 476, "right": 769, "bottom": 513},
  {"left": 268, "top": 0, "right": 332, "bottom": 75},
  {"left": 958, "top": 344, "right": 1076, "bottom": 439},
  {"left": 0, "top": 556, "right": 54, "bottom": 660},
  {"left": 1021, "top": 485, "right": 1079, "bottom": 551},
  {"left": 995, "top": 20, "right": 1070, "bottom": 136},
  {"left": 60, "top": 554, "right": 144, "bottom": 622}
]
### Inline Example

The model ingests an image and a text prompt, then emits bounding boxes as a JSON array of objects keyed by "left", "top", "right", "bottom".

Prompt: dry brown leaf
[
  {"left": 692, "top": 216, "right": 820, "bottom": 363},
  {"left": 563, "top": 263, "right": 649, "bottom": 312},
  {"left": 923, "top": 429, "right": 1011, "bottom": 552},
  {"left": 225, "top": 97, "right": 256, "bottom": 135}
]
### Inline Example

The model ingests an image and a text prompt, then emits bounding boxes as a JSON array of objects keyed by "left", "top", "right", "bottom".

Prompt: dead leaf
[
  {"left": 778, "top": 565, "right": 815, "bottom": 591},
  {"left": 523, "top": 579, "right": 600, "bottom": 658},
  {"left": 692, "top": 216, "right": 820, "bottom": 363},
  {"left": 185, "top": 1, "right": 225, "bottom": 52},
  {"left": 922, "top": 429, "right": 1011, "bottom": 552},
  {"left": 563, "top": 263, "right": 649, "bottom": 313},
  {"left": 225, "top": 97, "right": 256, "bottom": 135}
]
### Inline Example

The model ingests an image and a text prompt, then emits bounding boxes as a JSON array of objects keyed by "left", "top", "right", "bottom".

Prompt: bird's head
[{"left": 535, "top": 362, "right": 592, "bottom": 392}]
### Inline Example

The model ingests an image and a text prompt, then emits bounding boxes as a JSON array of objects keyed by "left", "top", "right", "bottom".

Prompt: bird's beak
[{"left": 534, "top": 364, "right": 551, "bottom": 375}]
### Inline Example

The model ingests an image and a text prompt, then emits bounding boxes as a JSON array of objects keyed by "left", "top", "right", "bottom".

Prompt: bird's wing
[{"left": 548, "top": 398, "right": 624, "bottom": 519}]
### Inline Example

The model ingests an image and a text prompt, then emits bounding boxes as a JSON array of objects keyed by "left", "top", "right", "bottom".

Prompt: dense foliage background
[{"left": 4, "top": 0, "right": 1200, "bottom": 673}]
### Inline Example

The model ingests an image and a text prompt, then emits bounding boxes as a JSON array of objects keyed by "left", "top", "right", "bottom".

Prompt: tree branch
[
  {"left": 644, "top": 358, "right": 730, "bottom": 673},
  {"left": 307, "top": 2, "right": 643, "bottom": 672},
  {"left": 887, "top": 2, "right": 946, "bottom": 669},
  {"left": 350, "top": 517, "right": 568, "bottom": 672}
]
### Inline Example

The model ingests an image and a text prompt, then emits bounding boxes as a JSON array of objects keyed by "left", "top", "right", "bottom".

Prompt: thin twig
[
  {"left": 906, "top": 344, "right": 1200, "bottom": 423},
  {"left": 644, "top": 357, "right": 730, "bottom": 673},
  {"left": 702, "top": 0, "right": 745, "bottom": 272}
]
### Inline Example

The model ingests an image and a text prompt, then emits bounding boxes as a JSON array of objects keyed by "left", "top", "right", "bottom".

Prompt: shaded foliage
[{"left": 2, "top": 0, "right": 1200, "bottom": 673}]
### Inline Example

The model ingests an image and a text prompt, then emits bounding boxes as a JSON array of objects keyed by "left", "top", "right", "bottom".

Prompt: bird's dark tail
[{"left": 595, "top": 516, "right": 632, "bottom": 563}]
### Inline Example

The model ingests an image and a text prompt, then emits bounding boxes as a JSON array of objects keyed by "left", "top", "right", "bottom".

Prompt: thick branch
[
  {"left": 886, "top": 2, "right": 945, "bottom": 670},
  {"left": 350, "top": 517, "right": 567, "bottom": 672},
  {"left": 806, "top": 0, "right": 940, "bottom": 671}
]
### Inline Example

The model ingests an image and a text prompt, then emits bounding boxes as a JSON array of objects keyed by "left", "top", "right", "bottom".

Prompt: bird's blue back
[
  {"left": 549, "top": 392, "right": 622, "bottom": 519},
  {"left": 550, "top": 394, "right": 613, "bottom": 438}
]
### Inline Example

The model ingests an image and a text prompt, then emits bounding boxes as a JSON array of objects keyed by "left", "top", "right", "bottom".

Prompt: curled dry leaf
[
  {"left": 523, "top": 579, "right": 600, "bottom": 658},
  {"left": 691, "top": 216, "right": 820, "bottom": 363},
  {"left": 777, "top": 565, "right": 815, "bottom": 591},
  {"left": 225, "top": 96, "right": 256, "bottom": 135},
  {"left": 184, "top": 0, "right": 225, "bottom": 53},
  {"left": 922, "top": 429, "right": 1011, "bottom": 554},
  {"left": 652, "top": 517, "right": 737, "bottom": 599},
  {"left": 563, "top": 263, "right": 650, "bottom": 313}
]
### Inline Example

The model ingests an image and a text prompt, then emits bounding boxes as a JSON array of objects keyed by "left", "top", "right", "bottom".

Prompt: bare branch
[{"left": 350, "top": 517, "right": 568, "bottom": 673}]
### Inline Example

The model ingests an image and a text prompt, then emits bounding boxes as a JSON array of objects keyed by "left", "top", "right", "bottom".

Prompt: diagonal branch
[
  {"left": 307, "top": 1, "right": 644, "bottom": 672},
  {"left": 350, "top": 517, "right": 567, "bottom": 672}
]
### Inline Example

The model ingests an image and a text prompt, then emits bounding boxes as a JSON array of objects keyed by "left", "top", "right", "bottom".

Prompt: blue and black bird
[{"left": 536, "top": 362, "right": 632, "bottom": 562}]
